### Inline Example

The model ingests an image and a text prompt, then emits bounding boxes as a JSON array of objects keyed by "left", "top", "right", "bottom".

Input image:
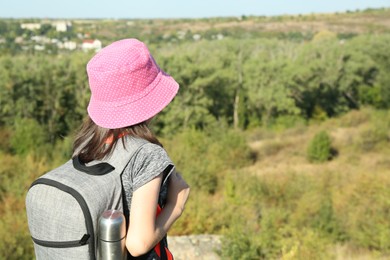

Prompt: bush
[
  {"left": 334, "top": 172, "right": 390, "bottom": 252},
  {"left": 0, "top": 153, "right": 50, "bottom": 260},
  {"left": 0, "top": 195, "right": 35, "bottom": 260},
  {"left": 220, "top": 225, "right": 264, "bottom": 259},
  {"left": 163, "top": 128, "right": 219, "bottom": 194},
  {"left": 163, "top": 128, "right": 252, "bottom": 194},
  {"left": 356, "top": 110, "right": 390, "bottom": 152},
  {"left": 10, "top": 118, "right": 48, "bottom": 156},
  {"left": 0, "top": 127, "right": 11, "bottom": 152},
  {"left": 219, "top": 168, "right": 390, "bottom": 259},
  {"left": 357, "top": 124, "right": 388, "bottom": 152},
  {"left": 307, "top": 131, "right": 333, "bottom": 163},
  {"left": 281, "top": 228, "right": 333, "bottom": 260}
]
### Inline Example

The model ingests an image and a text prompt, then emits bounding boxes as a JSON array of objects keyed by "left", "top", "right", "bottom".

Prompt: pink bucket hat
[{"left": 86, "top": 39, "right": 179, "bottom": 129}]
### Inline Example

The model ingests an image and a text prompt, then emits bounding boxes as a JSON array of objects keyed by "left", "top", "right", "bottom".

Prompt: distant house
[
  {"left": 14, "top": 37, "right": 24, "bottom": 44},
  {"left": 216, "top": 33, "right": 224, "bottom": 40},
  {"left": 82, "top": 39, "right": 102, "bottom": 52},
  {"left": 31, "top": 36, "right": 50, "bottom": 44},
  {"left": 177, "top": 30, "right": 186, "bottom": 40},
  {"left": 63, "top": 41, "right": 77, "bottom": 50},
  {"left": 193, "top": 34, "right": 201, "bottom": 41},
  {"left": 34, "top": 45, "right": 45, "bottom": 51},
  {"left": 52, "top": 21, "right": 72, "bottom": 32},
  {"left": 21, "top": 23, "right": 41, "bottom": 30}
]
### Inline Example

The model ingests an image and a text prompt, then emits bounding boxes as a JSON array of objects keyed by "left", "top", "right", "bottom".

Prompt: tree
[{"left": 244, "top": 39, "right": 301, "bottom": 126}]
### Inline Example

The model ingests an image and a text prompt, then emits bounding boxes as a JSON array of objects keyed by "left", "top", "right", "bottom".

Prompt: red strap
[
  {"left": 154, "top": 205, "right": 174, "bottom": 259},
  {"left": 104, "top": 132, "right": 127, "bottom": 144},
  {"left": 154, "top": 243, "right": 161, "bottom": 258},
  {"left": 156, "top": 204, "right": 162, "bottom": 216},
  {"left": 153, "top": 243, "right": 174, "bottom": 259},
  {"left": 165, "top": 247, "right": 174, "bottom": 260}
]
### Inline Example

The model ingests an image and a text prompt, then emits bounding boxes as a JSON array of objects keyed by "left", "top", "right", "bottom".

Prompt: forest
[{"left": 0, "top": 8, "right": 390, "bottom": 259}]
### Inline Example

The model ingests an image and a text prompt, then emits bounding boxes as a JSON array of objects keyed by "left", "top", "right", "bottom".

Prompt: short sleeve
[{"left": 131, "top": 143, "right": 174, "bottom": 191}]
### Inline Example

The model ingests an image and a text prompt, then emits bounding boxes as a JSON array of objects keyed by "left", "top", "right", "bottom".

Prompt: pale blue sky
[{"left": 1, "top": 0, "right": 389, "bottom": 19}]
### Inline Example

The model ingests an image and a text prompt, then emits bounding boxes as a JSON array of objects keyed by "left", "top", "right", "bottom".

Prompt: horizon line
[{"left": 0, "top": 7, "right": 388, "bottom": 21}]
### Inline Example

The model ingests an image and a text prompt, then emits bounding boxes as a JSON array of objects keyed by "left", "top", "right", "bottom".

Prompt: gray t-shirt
[{"left": 121, "top": 142, "right": 174, "bottom": 219}]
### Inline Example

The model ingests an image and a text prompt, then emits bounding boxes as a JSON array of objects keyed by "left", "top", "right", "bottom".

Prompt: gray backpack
[{"left": 25, "top": 137, "right": 147, "bottom": 260}]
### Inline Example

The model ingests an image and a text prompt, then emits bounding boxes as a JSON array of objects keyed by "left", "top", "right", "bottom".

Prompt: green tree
[{"left": 244, "top": 39, "right": 300, "bottom": 126}]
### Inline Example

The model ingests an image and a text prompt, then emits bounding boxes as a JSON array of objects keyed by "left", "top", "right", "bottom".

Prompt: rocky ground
[{"left": 168, "top": 235, "right": 222, "bottom": 260}]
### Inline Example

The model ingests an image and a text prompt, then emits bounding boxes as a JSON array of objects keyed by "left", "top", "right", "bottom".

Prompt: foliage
[
  {"left": 1, "top": 109, "right": 389, "bottom": 259},
  {"left": 0, "top": 195, "right": 35, "bottom": 260},
  {"left": 1, "top": 35, "right": 390, "bottom": 137},
  {"left": 0, "top": 52, "right": 90, "bottom": 140},
  {"left": 333, "top": 172, "right": 390, "bottom": 251},
  {"left": 163, "top": 127, "right": 252, "bottom": 194},
  {"left": 280, "top": 228, "right": 333, "bottom": 260},
  {"left": 220, "top": 168, "right": 390, "bottom": 259},
  {"left": 354, "top": 109, "right": 390, "bottom": 151},
  {"left": 307, "top": 131, "right": 333, "bottom": 163},
  {"left": 0, "top": 153, "right": 51, "bottom": 259},
  {"left": 0, "top": 13, "right": 389, "bottom": 260},
  {"left": 10, "top": 118, "right": 48, "bottom": 156}
]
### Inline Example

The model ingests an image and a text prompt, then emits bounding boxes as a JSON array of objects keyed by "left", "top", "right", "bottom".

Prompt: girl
[{"left": 73, "top": 38, "right": 190, "bottom": 259}]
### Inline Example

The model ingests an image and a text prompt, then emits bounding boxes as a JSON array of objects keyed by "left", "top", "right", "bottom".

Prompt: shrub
[
  {"left": 333, "top": 172, "right": 390, "bottom": 252},
  {"left": 0, "top": 127, "right": 11, "bottom": 152},
  {"left": 356, "top": 110, "right": 390, "bottom": 151},
  {"left": 307, "top": 131, "right": 333, "bottom": 163},
  {"left": 357, "top": 124, "right": 388, "bottom": 151},
  {"left": 0, "top": 153, "right": 51, "bottom": 260},
  {"left": 281, "top": 228, "right": 333, "bottom": 260},
  {"left": 220, "top": 168, "right": 390, "bottom": 259},
  {"left": 163, "top": 128, "right": 219, "bottom": 194},
  {"left": 10, "top": 118, "right": 48, "bottom": 156},
  {"left": 163, "top": 128, "right": 252, "bottom": 194},
  {"left": 0, "top": 195, "right": 35, "bottom": 260},
  {"left": 220, "top": 225, "right": 264, "bottom": 259}
]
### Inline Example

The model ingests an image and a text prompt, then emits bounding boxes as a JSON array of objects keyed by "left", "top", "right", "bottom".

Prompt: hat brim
[{"left": 87, "top": 72, "right": 179, "bottom": 129}]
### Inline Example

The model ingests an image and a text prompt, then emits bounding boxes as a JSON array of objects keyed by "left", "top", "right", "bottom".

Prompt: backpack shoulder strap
[
  {"left": 72, "top": 137, "right": 148, "bottom": 176},
  {"left": 103, "top": 137, "right": 148, "bottom": 175}
]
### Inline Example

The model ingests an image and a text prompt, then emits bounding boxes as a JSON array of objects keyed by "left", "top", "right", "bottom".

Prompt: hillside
[
  {"left": 0, "top": 8, "right": 389, "bottom": 260},
  {"left": 247, "top": 108, "right": 390, "bottom": 178},
  {"left": 1, "top": 8, "right": 390, "bottom": 55},
  {"left": 233, "top": 108, "right": 390, "bottom": 259},
  {"left": 71, "top": 8, "right": 390, "bottom": 46},
  {"left": 129, "top": 8, "right": 390, "bottom": 36},
  {"left": 169, "top": 108, "right": 390, "bottom": 259}
]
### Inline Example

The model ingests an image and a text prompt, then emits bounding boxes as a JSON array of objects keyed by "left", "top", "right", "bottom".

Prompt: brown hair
[{"left": 73, "top": 116, "right": 162, "bottom": 163}]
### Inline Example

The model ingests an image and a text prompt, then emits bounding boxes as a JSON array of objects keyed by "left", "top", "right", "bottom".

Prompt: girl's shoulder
[{"left": 123, "top": 138, "right": 174, "bottom": 191}]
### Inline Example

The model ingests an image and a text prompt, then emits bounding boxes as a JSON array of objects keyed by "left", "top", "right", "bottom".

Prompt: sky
[{"left": 1, "top": 0, "right": 390, "bottom": 19}]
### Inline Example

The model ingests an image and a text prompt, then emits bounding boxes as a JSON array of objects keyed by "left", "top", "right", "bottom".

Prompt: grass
[
  {"left": 1, "top": 107, "right": 389, "bottom": 259},
  {"left": 245, "top": 107, "right": 390, "bottom": 177},
  {"left": 234, "top": 107, "right": 390, "bottom": 259}
]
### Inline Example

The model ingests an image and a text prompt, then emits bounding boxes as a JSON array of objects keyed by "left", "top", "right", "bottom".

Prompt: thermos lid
[{"left": 98, "top": 210, "right": 126, "bottom": 242}]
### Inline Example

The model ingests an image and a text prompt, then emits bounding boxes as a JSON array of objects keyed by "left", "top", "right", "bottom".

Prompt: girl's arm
[{"left": 126, "top": 171, "right": 190, "bottom": 257}]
